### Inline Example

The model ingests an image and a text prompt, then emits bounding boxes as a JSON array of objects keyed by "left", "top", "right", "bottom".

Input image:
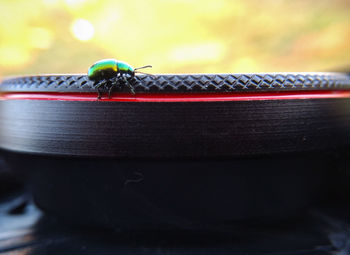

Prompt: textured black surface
[
  {"left": 0, "top": 99, "right": 349, "bottom": 157},
  {"left": 0, "top": 73, "right": 350, "bottom": 93}
]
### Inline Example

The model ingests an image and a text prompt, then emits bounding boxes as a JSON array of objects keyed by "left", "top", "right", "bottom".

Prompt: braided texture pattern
[{"left": 1, "top": 73, "right": 349, "bottom": 93}]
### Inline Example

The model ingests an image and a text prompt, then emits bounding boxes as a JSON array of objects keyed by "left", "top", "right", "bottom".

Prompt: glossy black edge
[
  {"left": 0, "top": 99, "right": 349, "bottom": 158},
  {"left": 0, "top": 73, "right": 350, "bottom": 93}
]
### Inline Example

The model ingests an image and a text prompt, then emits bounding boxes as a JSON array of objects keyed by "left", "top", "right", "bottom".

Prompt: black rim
[{"left": 1, "top": 72, "right": 349, "bottom": 93}]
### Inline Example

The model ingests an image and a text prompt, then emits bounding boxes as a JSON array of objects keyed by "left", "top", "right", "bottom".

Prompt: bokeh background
[{"left": 0, "top": 0, "right": 349, "bottom": 78}]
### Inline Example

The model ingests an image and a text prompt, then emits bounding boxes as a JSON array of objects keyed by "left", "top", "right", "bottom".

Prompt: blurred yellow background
[{"left": 0, "top": 0, "right": 349, "bottom": 78}]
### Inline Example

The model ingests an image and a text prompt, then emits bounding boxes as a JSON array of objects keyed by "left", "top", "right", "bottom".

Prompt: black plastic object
[{"left": 1, "top": 72, "right": 350, "bottom": 230}]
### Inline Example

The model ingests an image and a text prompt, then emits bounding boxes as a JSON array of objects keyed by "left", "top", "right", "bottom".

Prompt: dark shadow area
[{"left": 1, "top": 151, "right": 350, "bottom": 254}]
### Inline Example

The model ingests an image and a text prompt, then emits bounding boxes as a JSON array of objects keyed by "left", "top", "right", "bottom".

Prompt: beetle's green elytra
[
  {"left": 117, "top": 61, "right": 134, "bottom": 73},
  {"left": 88, "top": 59, "right": 119, "bottom": 80},
  {"left": 87, "top": 58, "right": 152, "bottom": 99}
]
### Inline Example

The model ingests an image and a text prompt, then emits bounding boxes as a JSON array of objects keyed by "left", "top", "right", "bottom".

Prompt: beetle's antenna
[
  {"left": 134, "top": 65, "right": 154, "bottom": 77},
  {"left": 134, "top": 65, "right": 152, "bottom": 71},
  {"left": 135, "top": 70, "right": 151, "bottom": 75},
  {"left": 135, "top": 70, "right": 156, "bottom": 77}
]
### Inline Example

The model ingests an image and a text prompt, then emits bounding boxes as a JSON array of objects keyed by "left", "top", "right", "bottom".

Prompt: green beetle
[{"left": 88, "top": 59, "right": 152, "bottom": 99}]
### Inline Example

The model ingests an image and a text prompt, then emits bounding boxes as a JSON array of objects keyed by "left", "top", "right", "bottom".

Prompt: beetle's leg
[
  {"left": 123, "top": 75, "right": 135, "bottom": 94},
  {"left": 108, "top": 79, "right": 116, "bottom": 99},
  {"left": 108, "top": 86, "right": 112, "bottom": 99},
  {"left": 95, "top": 80, "right": 105, "bottom": 99}
]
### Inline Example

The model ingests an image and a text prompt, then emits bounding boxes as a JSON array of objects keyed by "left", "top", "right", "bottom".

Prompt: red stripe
[{"left": 1, "top": 91, "right": 350, "bottom": 102}]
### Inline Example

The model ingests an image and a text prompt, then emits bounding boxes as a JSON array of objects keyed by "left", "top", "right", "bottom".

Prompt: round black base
[{"left": 5, "top": 151, "right": 334, "bottom": 230}]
